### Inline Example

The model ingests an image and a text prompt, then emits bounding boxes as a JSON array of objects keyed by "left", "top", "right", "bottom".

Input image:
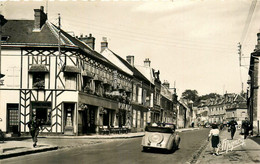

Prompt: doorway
[
  {"left": 6, "top": 104, "right": 19, "bottom": 134},
  {"left": 63, "top": 103, "right": 75, "bottom": 135}
]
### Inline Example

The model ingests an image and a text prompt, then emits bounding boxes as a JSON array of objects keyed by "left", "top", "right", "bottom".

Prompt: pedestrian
[
  {"left": 208, "top": 123, "right": 220, "bottom": 156},
  {"left": 191, "top": 122, "right": 194, "bottom": 128},
  {"left": 228, "top": 117, "right": 238, "bottom": 140},
  {"left": 27, "top": 115, "right": 42, "bottom": 148},
  {"left": 242, "top": 117, "right": 251, "bottom": 139}
]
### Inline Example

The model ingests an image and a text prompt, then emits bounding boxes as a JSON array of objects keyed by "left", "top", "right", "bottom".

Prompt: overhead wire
[
  {"left": 238, "top": 0, "right": 257, "bottom": 92},
  {"left": 60, "top": 18, "right": 236, "bottom": 54}
]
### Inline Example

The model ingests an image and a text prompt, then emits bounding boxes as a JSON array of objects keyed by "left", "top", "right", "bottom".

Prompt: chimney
[
  {"left": 255, "top": 32, "right": 260, "bottom": 51},
  {"left": 162, "top": 80, "right": 170, "bottom": 89},
  {"left": 154, "top": 70, "right": 160, "bottom": 79},
  {"left": 101, "top": 37, "right": 108, "bottom": 52},
  {"left": 144, "top": 58, "right": 151, "bottom": 67},
  {"left": 126, "top": 56, "right": 134, "bottom": 67},
  {"left": 78, "top": 33, "right": 96, "bottom": 50},
  {"left": 33, "top": 6, "right": 47, "bottom": 31}
]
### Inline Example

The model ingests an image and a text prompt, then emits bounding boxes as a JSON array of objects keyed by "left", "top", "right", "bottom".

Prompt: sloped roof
[
  {"left": 109, "top": 49, "right": 151, "bottom": 85},
  {"left": 1, "top": 20, "right": 76, "bottom": 46},
  {"left": 101, "top": 48, "right": 133, "bottom": 76},
  {"left": 135, "top": 65, "right": 155, "bottom": 85},
  {"left": 2, "top": 20, "right": 59, "bottom": 45},
  {"left": 2, "top": 18, "right": 129, "bottom": 77}
]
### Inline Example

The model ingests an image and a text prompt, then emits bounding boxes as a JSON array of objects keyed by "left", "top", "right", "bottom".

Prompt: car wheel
[{"left": 143, "top": 146, "right": 148, "bottom": 152}]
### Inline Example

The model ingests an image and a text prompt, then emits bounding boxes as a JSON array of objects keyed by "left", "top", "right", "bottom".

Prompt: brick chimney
[
  {"left": 79, "top": 34, "right": 95, "bottom": 50},
  {"left": 126, "top": 56, "right": 134, "bottom": 67},
  {"left": 162, "top": 80, "right": 170, "bottom": 89},
  {"left": 33, "top": 6, "right": 47, "bottom": 31},
  {"left": 255, "top": 32, "right": 260, "bottom": 51},
  {"left": 101, "top": 37, "right": 108, "bottom": 52},
  {"left": 144, "top": 58, "right": 151, "bottom": 67}
]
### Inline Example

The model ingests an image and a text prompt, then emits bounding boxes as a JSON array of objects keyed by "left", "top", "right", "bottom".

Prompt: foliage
[
  {"left": 181, "top": 89, "right": 199, "bottom": 102},
  {"left": 199, "top": 93, "right": 221, "bottom": 100},
  {"left": 181, "top": 90, "right": 221, "bottom": 106}
]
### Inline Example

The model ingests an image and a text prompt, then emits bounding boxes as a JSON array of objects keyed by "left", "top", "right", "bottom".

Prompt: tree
[
  {"left": 199, "top": 93, "right": 221, "bottom": 100},
  {"left": 181, "top": 89, "right": 199, "bottom": 105}
]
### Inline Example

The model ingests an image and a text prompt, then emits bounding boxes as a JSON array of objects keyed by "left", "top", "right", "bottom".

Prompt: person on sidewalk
[
  {"left": 228, "top": 117, "right": 238, "bottom": 140},
  {"left": 27, "top": 115, "right": 42, "bottom": 148},
  {"left": 242, "top": 117, "right": 251, "bottom": 139},
  {"left": 208, "top": 124, "right": 220, "bottom": 156}
]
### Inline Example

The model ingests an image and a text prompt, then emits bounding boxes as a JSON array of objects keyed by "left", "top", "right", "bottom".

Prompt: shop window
[
  {"left": 83, "top": 77, "right": 93, "bottom": 94},
  {"left": 33, "top": 73, "right": 45, "bottom": 89},
  {"left": 31, "top": 102, "right": 52, "bottom": 126}
]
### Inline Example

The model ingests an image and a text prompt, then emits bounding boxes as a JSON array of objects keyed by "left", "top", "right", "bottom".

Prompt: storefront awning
[
  {"left": 63, "top": 65, "right": 80, "bottom": 74},
  {"left": 93, "top": 74, "right": 103, "bottom": 82},
  {"left": 132, "top": 104, "right": 148, "bottom": 112},
  {"left": 28, "top": 64, "right": 49, "bottom": 73},
  {"left": 103, "top": 78, "right": 112, "bottom": 85},
  {"left": 82, "top": 71, "right": 94, "bottom": 78}
]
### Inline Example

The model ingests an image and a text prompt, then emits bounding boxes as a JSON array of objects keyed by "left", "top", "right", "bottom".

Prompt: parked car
[{"left": 141, "top": 125, "right": 180, "bottom": 153}]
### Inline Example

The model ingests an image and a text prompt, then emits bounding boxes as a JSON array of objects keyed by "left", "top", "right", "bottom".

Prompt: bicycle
[{"left": 0, "top": 118, "right": 4, "bottom": 143}]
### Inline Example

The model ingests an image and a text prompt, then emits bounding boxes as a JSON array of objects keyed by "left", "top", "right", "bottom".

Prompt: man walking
[
  {"left": 228, "top": 117, "right": 238, "bottom": 140},
  {"left": 28, "top": 115, "right": 42, "bottom": 147},
  {"left": 242, "top": 117, "right": 251, "bottom": 139}
]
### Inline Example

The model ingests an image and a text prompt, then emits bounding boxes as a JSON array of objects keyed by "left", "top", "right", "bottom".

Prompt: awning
[
  {"left": 63, "top": 65, "right": 80, "bottom": 74},
  {"left": 103, "top": 78, "right": 112, "bottom": 85},
  {"left": 93, "top": 74, "right": 103, "bottom": 82},
  {"left": 28, "top": 64, "right": 49, "bottom": 73},
  {"left": 82, "top": 71, "right": 94, "bottom": 78}
]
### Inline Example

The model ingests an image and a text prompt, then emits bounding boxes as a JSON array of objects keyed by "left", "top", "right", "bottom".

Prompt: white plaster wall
[{"left": 0, "top": 90, "right": 20, "bottom": 131}]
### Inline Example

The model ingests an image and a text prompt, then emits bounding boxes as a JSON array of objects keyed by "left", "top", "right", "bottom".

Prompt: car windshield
[{"left": 145, "top": 126, "right": 173, "bottom": 133}]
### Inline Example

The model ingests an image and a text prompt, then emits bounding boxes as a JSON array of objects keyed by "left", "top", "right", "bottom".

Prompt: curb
[
  {"left": 43, "top": 134, "right": 145, "bottom": 139},
  {"left": 0, "top": 146, "right": 58, "bottom": 160},
  {"left": 189, "top": 140, "right": 209, "bottom": 164}
]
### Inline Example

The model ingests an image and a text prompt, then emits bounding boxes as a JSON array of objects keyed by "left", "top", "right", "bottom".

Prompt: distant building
[{"left": 205, "top": 93, "right": 247, "bottom": 125}]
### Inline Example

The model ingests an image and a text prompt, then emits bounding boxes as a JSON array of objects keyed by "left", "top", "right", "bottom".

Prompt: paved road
[{"left": 1, "top": 128, "right": 210, "bottom": 164}]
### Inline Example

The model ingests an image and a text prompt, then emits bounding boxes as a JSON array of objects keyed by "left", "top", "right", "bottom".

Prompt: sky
[{"left": 1, "top": 0, "right": 260, "bottom": 96}]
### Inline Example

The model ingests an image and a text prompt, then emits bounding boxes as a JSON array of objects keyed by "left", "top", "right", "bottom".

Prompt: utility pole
[{"left": 238, "top": 42, "right": 242, "bottom": 66}]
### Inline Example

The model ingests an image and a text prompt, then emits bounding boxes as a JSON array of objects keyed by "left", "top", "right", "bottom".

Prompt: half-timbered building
[{"left": 0, "top": 6, "right": 132, "bottom": 135}]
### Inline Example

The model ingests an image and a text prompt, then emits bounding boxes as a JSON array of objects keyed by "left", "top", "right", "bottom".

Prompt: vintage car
[{"left": 141, "top": 124, "right": 180, "bottom": 152}]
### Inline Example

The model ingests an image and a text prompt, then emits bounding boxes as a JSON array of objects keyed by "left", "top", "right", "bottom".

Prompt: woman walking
[{"left": 208, "top": 124, "right": 220, "bottom": 156}]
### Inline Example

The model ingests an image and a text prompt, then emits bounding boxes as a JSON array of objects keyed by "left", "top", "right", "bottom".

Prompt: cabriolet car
[{"left": 141, "top": 125, "right": 180, "bottom": 153}]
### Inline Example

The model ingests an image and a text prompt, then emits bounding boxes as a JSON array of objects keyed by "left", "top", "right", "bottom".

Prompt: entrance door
[
  {"left": 7, "top": 104, "right": 19, "bottom": 133},
  {"left": 64, "top": 103, "right": 75, "bottom": 135},
  {"left": 88, "top": 108, "right": 96, "bottom": 133}
]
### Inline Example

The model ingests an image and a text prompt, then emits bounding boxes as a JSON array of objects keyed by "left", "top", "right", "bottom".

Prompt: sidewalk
[
  {"left": 0, "top": 127, "right": 198, "bottom": 159},
  {"left": 196, "top": 129, "right": 260, "bottom": 164}
]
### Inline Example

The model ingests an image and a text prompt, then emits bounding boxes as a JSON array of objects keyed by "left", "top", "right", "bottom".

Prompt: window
[
  {"left": 65, "top": 74, "right": 76, "bottom": 90},
  {"left": 31, "top": 102, "right": 52, "bottom": 126},
  {"left": 83, "top": 77, "right": 93, "bottom": 94},
  {"left": 7, "top": 104, "right": 19, "bottom": 132},
  {"left": 133, "top": 85, "right": 136, "bottom": 102},
  {"left": 33, "top": 73, "right": 45, "bottom": 89}
]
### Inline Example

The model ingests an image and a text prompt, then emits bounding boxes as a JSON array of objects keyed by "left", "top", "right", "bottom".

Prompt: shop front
[{"left": 78, "top": 93, "right": 118, "bottom": 135}]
